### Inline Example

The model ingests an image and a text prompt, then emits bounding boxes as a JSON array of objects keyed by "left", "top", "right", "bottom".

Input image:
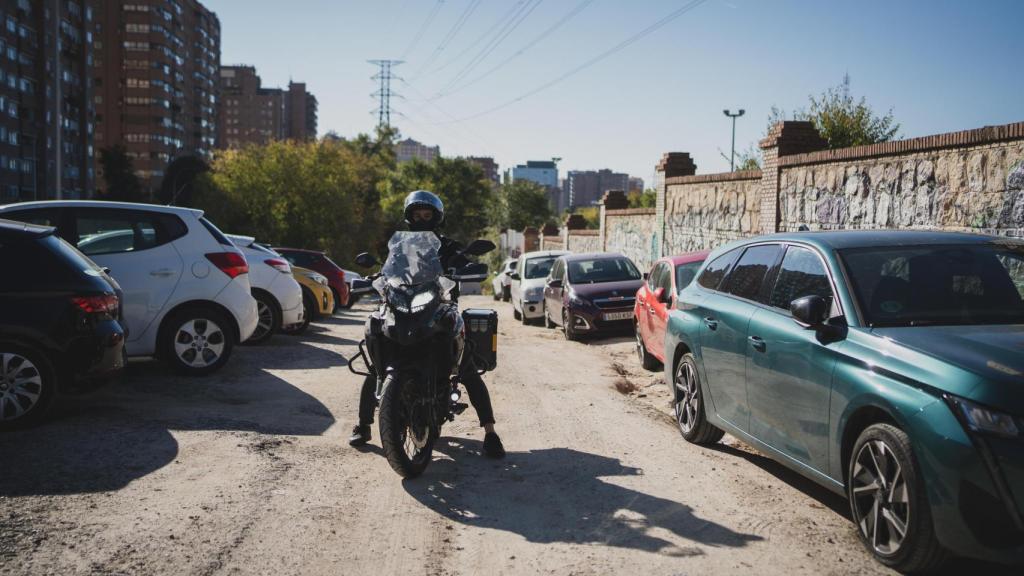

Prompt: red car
[
  {"left": 275, "top": 247, "right": 350, "bottom": 311},
  {"left": 634, "top": 250, "right": 710, "bottom": 370}
]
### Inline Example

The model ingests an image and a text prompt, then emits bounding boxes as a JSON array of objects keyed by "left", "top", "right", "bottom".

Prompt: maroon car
[
  {"left": 274, "top": 247, "right": 351, "bottom": 310},
  {"left": 542, "top": 252, "right": 644, "bottom": 341}
]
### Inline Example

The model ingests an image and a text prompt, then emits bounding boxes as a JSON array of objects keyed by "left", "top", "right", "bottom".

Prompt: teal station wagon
[{"left": 663, "top": 230, "right": 1024, "bottom": 572}]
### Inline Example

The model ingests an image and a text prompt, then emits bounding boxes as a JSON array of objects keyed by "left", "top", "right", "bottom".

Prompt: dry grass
[{"left": 613, "top": 378, "right": 641, "bottom": 395}]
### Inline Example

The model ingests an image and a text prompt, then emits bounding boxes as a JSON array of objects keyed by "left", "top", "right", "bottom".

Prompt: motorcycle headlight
[
  {"left": 389, "top": 286, "right": 436, "bottom": 314},
  {"left": 410, "top": 290, "right": 436, "bottom": 312},
  {"left": 947, "top": 396, "right": 1022, "bottom": 439}
]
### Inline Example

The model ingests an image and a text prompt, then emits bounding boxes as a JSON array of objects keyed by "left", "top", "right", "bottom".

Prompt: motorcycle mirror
[
  {"left": 463, "top": 239, "right": 496, "bottom": 256},
  {"left": 355, "top": 252, "right": 378, "bottom": 268}
]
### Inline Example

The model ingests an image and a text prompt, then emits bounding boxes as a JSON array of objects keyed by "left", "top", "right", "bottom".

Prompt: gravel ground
[{"left": 0, "top": 295, "right": 1011, "bottom": 575}]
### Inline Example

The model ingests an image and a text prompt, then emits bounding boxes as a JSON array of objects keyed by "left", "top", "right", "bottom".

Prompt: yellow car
[{"left": 281, "top": 266, "right": 334, "bottom": 335}]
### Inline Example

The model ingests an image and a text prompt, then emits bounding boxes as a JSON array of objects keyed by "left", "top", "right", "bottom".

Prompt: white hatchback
[
  {"left": 511, "top": 250, "right": 569, "bottom": 324},
  {"left": 491, "top": 258, "right": 517, "bottom": 302},
  {"left": 227, "top": 235, "right": 304, "bottom": 343},
  {"left": 0, "top": 201, "right": 258, "bottom": 375}
]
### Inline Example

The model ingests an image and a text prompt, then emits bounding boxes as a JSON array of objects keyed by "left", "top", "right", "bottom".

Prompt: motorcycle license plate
[{"left": 603, "top": 311, "right": 633, "bottom": 321}]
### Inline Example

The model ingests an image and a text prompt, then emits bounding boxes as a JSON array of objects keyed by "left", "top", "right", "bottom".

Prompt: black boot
[
  {"left": 348, "top": 424, "right": 371, "bottom": 446},
  {"left": 483, "top": 432, "right": 505, "bottom": 459}
]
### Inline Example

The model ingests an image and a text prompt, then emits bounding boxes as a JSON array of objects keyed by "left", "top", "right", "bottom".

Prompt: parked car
[
  {"left": 0, "top": 201, "right": 258, "bottom": 376},
  {"left": 664, "top": 230, "right": 1024, "bottom": 571},
  {"left": 510, "top": 250, "right": 568, "bottom": 324},
  {"left": 281, "top": 266, "right": 334, "bottom": 335},
  {"left": 226, "top": 235, "right": 304, "bottom": 344},
  {"left": 542, "top": 253, "right": 644, "bottom": 340},
  {"left": 275, "top": 247, "right": 350, "bottom": 311},
  {"left": 343, "top": 268, "right": 372, "bottom": 307},
  {"left": 634, "top": 250, "right": 709, "bottom": 370},
  {"left": 491, "top": 258, "right": 517, "bottom": 301},
  {"left": 0, "top": 218, "right": 126, "bottom": 429}
]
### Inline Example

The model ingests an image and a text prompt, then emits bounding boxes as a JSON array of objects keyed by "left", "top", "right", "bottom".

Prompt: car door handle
[
  {"left": 150, "top": 268, "right": 177, "bottom": 277},
  {"left": 748, "top": 335, "right": 766, "bottom": 352},
  {"left": 703, "top": 317, "right": 718, "bottom": 330}
]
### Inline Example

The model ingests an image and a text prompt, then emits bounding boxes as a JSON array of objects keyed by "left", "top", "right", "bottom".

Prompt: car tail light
[
  {"left": 73, "top": 293, "right": 119, "bottom": 315},
  {"left": 337, "top": 270, "right": 346, "bottom": 282},
  {"left": 206, "top": 251, "right": 249, "bottom": 278},
  {"left": 265, "top": 258, "right": 291, "bottom": 273}
]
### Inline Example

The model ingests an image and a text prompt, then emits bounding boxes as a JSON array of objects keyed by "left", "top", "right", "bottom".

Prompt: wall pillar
[
  {"left": 522, "top": 226, "right": 540, "bottom": 253},
  {"left": 758, "top": 121, "right": 827, "bottom": 233},
  {"left": 599, "top": 189, "right": 628, "bottom": 250},
  {"left": 655, "top": 152, "right": 697, "bottom": 257}
]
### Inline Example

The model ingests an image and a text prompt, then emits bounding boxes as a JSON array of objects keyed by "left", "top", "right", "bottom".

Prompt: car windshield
[
  {"left": 568, "top": 257, "right": 641, "bottom": 284},
  {"left": 381, "top": 231, "right": 444, "bottom": 286},
  {"left": 840, "top": 243, "right": 1024, "bottom": 327},
  {"left": 524, "top": 256, "right": 557, "bottom": 279}
]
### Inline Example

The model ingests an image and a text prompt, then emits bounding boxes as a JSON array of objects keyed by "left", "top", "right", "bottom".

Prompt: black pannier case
[{"left": 462, "top": 308, "right": 498, "bottom": 371}]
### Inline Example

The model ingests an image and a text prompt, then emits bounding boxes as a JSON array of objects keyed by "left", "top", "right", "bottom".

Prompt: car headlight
[
  {"left": 311, "top": 273, "right": 329, "bottom": 286},
  {"left": 947, "top": 396, "right": 1022, "bottom": 438},
  {"left": 524, "top": 287, "right": 543, "bottom": 301}
]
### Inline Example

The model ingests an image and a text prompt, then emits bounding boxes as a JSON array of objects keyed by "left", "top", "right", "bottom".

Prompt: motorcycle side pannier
[{"left": 462, "top": 308, "right": 498, "bottom": 372}]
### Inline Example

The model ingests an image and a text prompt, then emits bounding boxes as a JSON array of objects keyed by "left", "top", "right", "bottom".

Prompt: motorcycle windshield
[{"left": 381, "top": 231, "right": 444, "bottom": 287}]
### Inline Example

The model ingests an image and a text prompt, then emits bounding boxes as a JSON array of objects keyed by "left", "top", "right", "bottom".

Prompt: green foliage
[
  {"left": 98, "top": 144, "right": 144, "bottom": 202},
  {"left": 735, "top": 144, "right": 762, "bottom": 170},
  {"left": 627, "top": 189, "right": 657, "bottom": 208},
  {"left": 573, "top": 206, "right": 601, "bottom": 229},
  {"left": 768, "top": 75, "right": 900, "bottom": 150},
  {"left": 492, "top": 179, "right": 553, "bottom": 232}
]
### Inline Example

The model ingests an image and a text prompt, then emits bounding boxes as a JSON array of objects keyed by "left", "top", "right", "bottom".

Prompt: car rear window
[
  {"left": 199, "top": 217, "right": 233, "bottom": 247},
  {"left": 0, "top": 235, "right": 93, "bottom": 291}
]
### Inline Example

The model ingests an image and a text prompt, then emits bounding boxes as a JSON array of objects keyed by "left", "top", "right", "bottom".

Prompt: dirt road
[{"left": 0, "top": 295, "right": 993, "bottom": 575}]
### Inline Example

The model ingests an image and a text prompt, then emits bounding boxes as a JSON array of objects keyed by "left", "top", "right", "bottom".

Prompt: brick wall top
[
  {"left": 656, "top": 152, "right": 697, "bottom": 178},
  {"left": 601, "top": 189, "right": 629, "bottom": 209},
  {"left": 567, "top": 229, "right": 599, "bottom": 236},
  {"left": 606, "top": 208, "right": 657, "bottom": 216},
  {"left": 779, "top": 121, "right": 1024, "bottom": 167},
  {"left": 665, "top": 169, "right": 762, "bottom": 186},
  {"left": 523, "top": 226, "right": 539, "bottom": 235},
  {"left": 541, "top": 223, "right": 559, "bottom": 236},
  {"left": 564, "top": 213, "right": 589, "bottom": 230}
]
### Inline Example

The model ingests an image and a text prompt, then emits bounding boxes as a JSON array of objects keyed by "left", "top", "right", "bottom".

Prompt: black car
[
  {"left": 0, "top": 218, "right": 126, "bottom": 429},
  {"left": 542, "top": 253, "right": 645, "bottom": 340}
]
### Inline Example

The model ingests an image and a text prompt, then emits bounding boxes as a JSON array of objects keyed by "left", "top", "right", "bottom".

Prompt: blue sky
[{"left": 205, "top": 0, "right": 1024, "bottom": 187}]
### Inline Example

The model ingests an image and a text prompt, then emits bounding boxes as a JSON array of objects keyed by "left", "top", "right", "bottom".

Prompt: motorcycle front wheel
[{"left": 379, "top": 374, "right": 437, "bottom": 478}]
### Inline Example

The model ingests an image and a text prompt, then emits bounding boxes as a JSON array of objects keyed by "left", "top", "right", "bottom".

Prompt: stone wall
[
  {"left": 603, "top": 209, "right": 658, "bottom": 271},
  {"left": 541, "top": 237, "right": 564, "bottom": 251},
  {"left": 663, "top": 171, "right": 761, "bottom": 253},
  {"left": 566, "top": 230, "right": 601, "bottom": 253},
  {"left": 777, "top": 134, "right": 1024, "bottom": 236}
]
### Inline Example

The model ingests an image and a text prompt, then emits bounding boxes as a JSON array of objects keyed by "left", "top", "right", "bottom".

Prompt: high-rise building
[
  {"left": 92, "top": 0, "right": 220, "bottom": 198},
  {"left": 0, "top": 0, "right": 95, "bottom": 203},
  {"left": 218, "top": 68, "right": 318, "bottom": 148},
  {"left": 511, "top": 160, "right": 557, "bottom": 189},
  {"left": 564, "top": 169, "right": 629, "bottom": 208},
  {"left": 395, "top": 137, "right": 438, "bottom": 164},
  {"left": 628, "top": 176, "right": 645, "bottom": 192},
  {"left": 467, "top": 156, "right": 498, "bottom": 186},
  {"left": 286, "top": 81, "right": 316, "bottom": 141}
]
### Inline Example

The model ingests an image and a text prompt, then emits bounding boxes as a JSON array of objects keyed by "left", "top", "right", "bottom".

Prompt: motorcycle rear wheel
[{"left": 379, "top": 375, "right": 437, "bottom": 478}]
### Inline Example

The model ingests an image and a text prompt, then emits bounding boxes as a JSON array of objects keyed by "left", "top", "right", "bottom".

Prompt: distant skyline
[{"left": 206, "top": 0, "right": 1024, "bottom": 186}]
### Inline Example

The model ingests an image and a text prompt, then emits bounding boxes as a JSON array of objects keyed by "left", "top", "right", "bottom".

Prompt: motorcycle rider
[{"left": 348, "top": 190, "right": 506, "bottom": 459}]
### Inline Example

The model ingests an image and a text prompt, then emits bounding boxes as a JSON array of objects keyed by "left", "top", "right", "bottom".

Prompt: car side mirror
[
  {"left": 791, "top": 295, "right": 830, "bottom": 328},
  {"left": 452, "top": 262, "right": 488, "bottom": 282},
  {"left": 464, "top": 239, "right": 496, "bottom": 256},
  {"left": 355, "top": 252, "right": 378, "bottom": 268},
  {"left": 642, "top": 272, "right": 649, "bottom": 280},
  {"left": 653, "top": 287, "right": 669, "bottom": 303},
  {"left": 509, "top": 272, "right": 520, "bottom": 281},
  {"left": 547, "top": 278, "right": 563, "bottom": 289}
]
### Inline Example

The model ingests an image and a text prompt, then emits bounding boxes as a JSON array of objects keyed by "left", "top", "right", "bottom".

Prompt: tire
[
  {"left": 0, "top": 345, "right": 56, "bottom": 430},
  {"left": 543, "top": 303, "right": 555, "bottom": 329},
  {"left": 246, "top": 291, "right": 281, "bottom": 345},
  {"left": 502, "top": 285, "right": 511, "bottom": 302},
  {"left": 636, "top": 323, "right": 661, "bottom": 371},
  {"left": 513, "top": 304, "right": 522, "bottom": 321},
  {"left": 562, "top": 309, "right": 580, "bottom": 342},
  {"left": 159, "top": 305, "right": 236, "bottom": 376},
  {"left": 379, "top": 374, "right": 436, "bottom": 479},
  {"left": 673, "top": 354, "right": 724, "bottom": 445},
  {"left": 492, "top": 288, "right": 500, "bottom": 301},
  {"left": 848, "top": 424, "right": 948, "bottom": 573},
  {"left": 281, "top": 290, "right": 314, "bottom": 336}
]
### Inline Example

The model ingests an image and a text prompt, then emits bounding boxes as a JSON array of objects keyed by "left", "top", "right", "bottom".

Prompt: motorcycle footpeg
[{"left": 452, "top": 402, "right": 469, "bottom": 415}]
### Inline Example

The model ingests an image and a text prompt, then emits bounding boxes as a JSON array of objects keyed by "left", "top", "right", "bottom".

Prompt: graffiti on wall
[{"left": 605, "top": 214, "right": 658, "bottom": 271}]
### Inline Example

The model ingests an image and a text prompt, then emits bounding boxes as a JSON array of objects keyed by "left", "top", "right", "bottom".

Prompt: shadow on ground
[
  {"left": 402, "top": 439, "right": 762, "bottom": 556},
  {"left": 0, "top": 338, "right": 341, "bottom": 497}
]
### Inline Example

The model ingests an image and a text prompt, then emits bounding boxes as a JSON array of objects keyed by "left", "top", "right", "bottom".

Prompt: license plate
[{"left": 603, "top": 311, "right": 633, "bottom": 321}]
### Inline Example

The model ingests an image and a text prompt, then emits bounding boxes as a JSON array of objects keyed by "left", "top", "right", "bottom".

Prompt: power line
[
  {"left": 426, "top": 0, "right": 528, "bottom": 76},
  {"left": 400, "top": 0, "right": 445, "bottom": 60},
  {"left": 437, "top": 0, "right": 542, "bottom": 95},
  {"left": 369, "top": 60, "right": 404, "bottom": 128},
  {"left": 436, "top": 0, "right": 594, "bottom": 99},
  {"left": 399, "top": 78, "right": 508, "bottom": 159},
  {"left": 413, "top": 0, "right": 483, "bottom": 76},
  {"left": 439, "top": 0, "right": 710, "bottom": 123}
]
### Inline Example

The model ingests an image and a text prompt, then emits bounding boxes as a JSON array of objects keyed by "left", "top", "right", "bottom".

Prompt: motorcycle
[{"left": 348, "top": 231, "right": 496, "bottom": 478}]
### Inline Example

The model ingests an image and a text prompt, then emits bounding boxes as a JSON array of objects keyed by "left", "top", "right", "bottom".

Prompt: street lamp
[{"left": 723, "top": 109, "right": 745, "bottom": 171}]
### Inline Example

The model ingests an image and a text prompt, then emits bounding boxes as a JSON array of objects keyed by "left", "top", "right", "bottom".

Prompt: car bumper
[
  {"left": 314, "top": 285, "right": 334, "bottom": 316},
  {"left": 269, "top": 274, "right": 304, "bottom": 326},
  {"left": 65, "top": 319, "right": 126, "bottom": 388},
  {"left": 218, "top": 277, "right": 259, "bottom": 342},
  {"left": 567, "top": 305, "right": 634, "bottom": 334},
  {"left": 521, "top": 300, "right": 544, "bottom": 319}
]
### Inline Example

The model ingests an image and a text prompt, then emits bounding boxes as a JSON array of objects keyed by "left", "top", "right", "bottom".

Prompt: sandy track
[{"left": 0, "top": 296, "right": 1005, "bottom": 575}]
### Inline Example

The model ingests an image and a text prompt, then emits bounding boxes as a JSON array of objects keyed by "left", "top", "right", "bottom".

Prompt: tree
[
  {"left": 158, "top": 154, "right": 209, "bottom": 206},
  {"left": 493, "top": 180, "right": 553, "bottom": 231},
  {"left": 98, "top": 144, "right": 144, "bottom": 202},
  {"left": 627, "top": 189, "right": 657, "bottom": 208},
  {"left": 768, "top": 75, "right": 900, "bottom": 149}
]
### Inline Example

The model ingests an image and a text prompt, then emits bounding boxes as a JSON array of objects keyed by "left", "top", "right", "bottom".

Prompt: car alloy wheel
[
  {"left": 253, "top": 300, "right": 273, "bottom": 341},
  {"left": 173, "top": 318, "right": 227, "bottom": 368},
  {"left": 674, "top": 360, "right": 699, "bottom": 435},
  {"left": 0, "top": 352, "right": 43, "bottom": 423},
  {"left": 851, "top": 439, "right": 910, "bottom": 557}
]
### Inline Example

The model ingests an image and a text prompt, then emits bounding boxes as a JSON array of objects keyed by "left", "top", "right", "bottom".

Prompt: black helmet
[{"left": 403, "top": 190, "right": 445, "bottom": 231}]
